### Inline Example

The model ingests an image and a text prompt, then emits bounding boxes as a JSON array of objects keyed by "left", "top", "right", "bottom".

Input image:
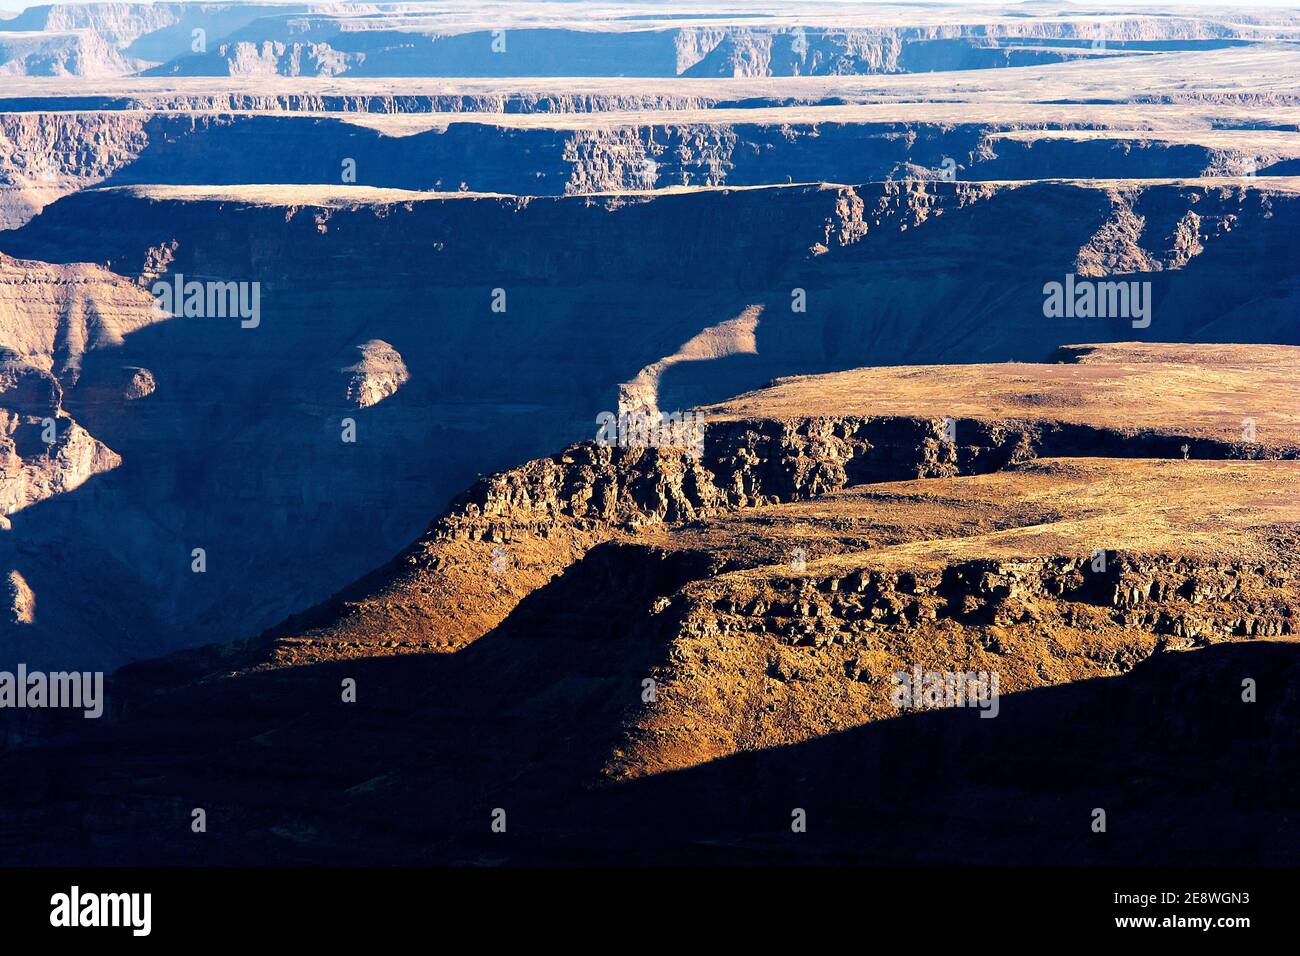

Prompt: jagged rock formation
[
  {"left": 607, "top": 457, "right": 1299, "bottom": 777},
  {"left": 211, "top": 342, "right": 1300, "bottom": 670}
]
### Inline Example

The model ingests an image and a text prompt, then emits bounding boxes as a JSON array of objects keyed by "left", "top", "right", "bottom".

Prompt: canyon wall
[
  {"left": 5, "top": 110, "right": 1296, "bottom": 230},
  {"left": 0, "top": 177, "right": 1294, "bottom": 670}
]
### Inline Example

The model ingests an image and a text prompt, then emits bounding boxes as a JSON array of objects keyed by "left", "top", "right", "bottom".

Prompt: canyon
[
  {"left": 0, "top": 176, "right": 1295, "bottom": 671},
  {"left": 0, "top": 1, "right": 1295, "bottom": 869},
  {"left": 2, "top": 341, "right": 1297, "bottom": 864}
]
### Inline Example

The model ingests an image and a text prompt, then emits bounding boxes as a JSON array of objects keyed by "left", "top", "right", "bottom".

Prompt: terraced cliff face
[
  {"left": 0, "top": 26, "right": 140, "bottom": 77},
  {"left": 0, "top": 82, "right": 731, "bottom": 114},
  {"left": 146, "top": 22, "right": 1110, "bottom": 79},
  {"left": 2, "top": 342, "right": 1295, "bottom": 866},
  {"left": 4, "top": 3, "right": 293, "bottom": 56},
  {"left": 3, "top": 2, "right": 1297, "bottom": 78},
  {"left": 5, "top": 110, "right": 1297, "bottom": 229},
  {"left": 7, "top": 38, "right": 1300, "bottom": 112},
  {"left": 0, "top": 251, "right": 164, "bottom": 516},
  {"left": 1, "top": 2, "right": 312, "bottom": 73},
  {"left": 0, "top": 111, "right": 148, "bottom": 227},
  {"left": 0, "top": 178, "right": 1296, "bottom": 670},
  {"left": 609, "top": 457, "right": 1299, "bottom": 777},
  {"left": 11, "top": 179, "right": 1300, "bottom": 362}
]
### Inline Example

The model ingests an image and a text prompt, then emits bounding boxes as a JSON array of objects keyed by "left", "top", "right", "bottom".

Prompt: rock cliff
[
  {"left": 0, "top": 180, "right": 1296, "bottom": 669},
  {"left": 2, "top": 343, "right": 1296, "bottom": 865}
]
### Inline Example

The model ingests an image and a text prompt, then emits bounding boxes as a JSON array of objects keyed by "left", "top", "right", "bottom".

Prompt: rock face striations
[
  {"left": 0, "top": 252, "right": 163, "bottom": 516},
  {"left": 3, "top": 109, "right": 1299, "bottom": 229}
]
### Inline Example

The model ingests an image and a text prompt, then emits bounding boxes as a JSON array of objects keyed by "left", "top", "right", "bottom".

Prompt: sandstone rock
[
  {"left": 6, "top": 569, "right": 34, "bottom": 624},
  {"left": 342, "top": 340, "right": 408, "bottom": 408},
  {"left": 122, "top": 366, "right": 156, "bottom": 400}
]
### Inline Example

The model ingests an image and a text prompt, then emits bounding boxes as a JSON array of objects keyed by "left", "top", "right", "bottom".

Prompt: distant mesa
[{"left": 0, "top": 2, "right": 1288, "bottom": 79}]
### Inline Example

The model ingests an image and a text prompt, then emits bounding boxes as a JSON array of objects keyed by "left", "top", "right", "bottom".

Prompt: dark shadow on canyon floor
[{"left": 2, "top": 603, "right": 1295, "bottom": 866}]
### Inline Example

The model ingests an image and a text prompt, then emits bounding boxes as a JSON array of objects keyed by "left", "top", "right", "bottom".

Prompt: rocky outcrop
[
  {"left": 0, "top": 27, "right": 139, "bottom": 78},
  {"left": 121, "top": 365, "right": 154, "bottom": 400},
  {"left": 601, "top": 458, "right": 1300, "bottom": 778},
  {"left": 0, "top": 397, "right": 121, "bottom": 518},
  {"left": 343, "top": 339, "right": 408, "bottom": 408},
  {"left": 237, "top": 373, "right": 1299, "bottom": 675},
  {"left": 0, "top": 251, "right": 158, "bottom": 521},
  {"left": 5, "top": 569, "right": 34, "bottom": 624}
]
